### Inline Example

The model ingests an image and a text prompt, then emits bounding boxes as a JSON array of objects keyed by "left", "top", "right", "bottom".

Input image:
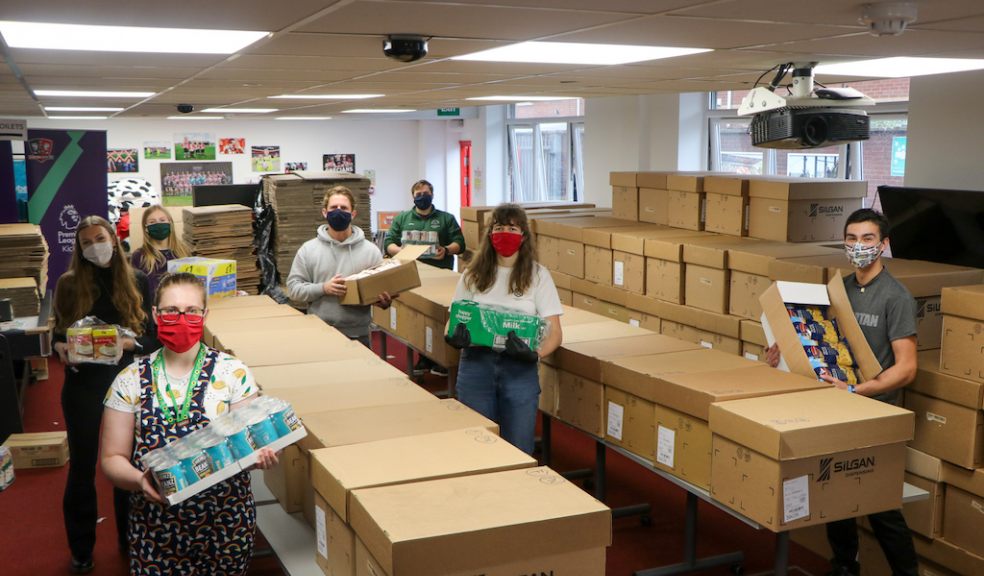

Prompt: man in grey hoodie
[{"left": 287, "top": 185, "right": 392, "bottom": 347}]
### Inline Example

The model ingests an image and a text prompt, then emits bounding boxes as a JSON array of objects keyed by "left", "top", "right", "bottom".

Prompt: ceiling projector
[{"left": 738, "top": 63, "right": 874, "bottom": 149}]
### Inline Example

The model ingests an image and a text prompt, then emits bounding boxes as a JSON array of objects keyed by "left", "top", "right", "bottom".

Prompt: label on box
[
  {"left": 629, "top": 319, "right": 640, "bottom": 327},
  {"left": 390, "top": 307, "right": 397, "bottom": 331},
  {"left": 744, "top": 352, "right": 760, "bottom": 362},
  {"left": 316, "top": 504, "right": 328, "bottom": 559},
  {"left": 782, "top": 475, "right": 810, "bottom": 523},
  {"left": 614, "top": 261, "right": 625, "bottom": 286},
  {"left": 657, "top": 426, "right": 675, "bottom": 468},
  {"left": 700, "top": 340, "right": 713, "bottom": 349},
  {"left": 607, "top": 402, "right": 624, "bottom": 440},
  {"left": 769, "top": 206, "right": 782, "bottom": 214},
  {"left": 425, "top": 326, "right": 434, "bottom": 353},
  {"left": 926, "top": 412, "right": 946, "bottom": 424}
]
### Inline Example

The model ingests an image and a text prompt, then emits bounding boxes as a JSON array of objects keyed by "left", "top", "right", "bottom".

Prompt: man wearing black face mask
[
  {"left": 287, "top": 186, "right": 391, "bottom": 347},
  {"left": 384, "top": 179, "right": 465, "bottom": 271}
]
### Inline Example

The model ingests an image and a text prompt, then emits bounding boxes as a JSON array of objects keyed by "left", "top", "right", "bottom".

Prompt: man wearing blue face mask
[
  {"left": 384, "top": 179, "right": 465, "bottom": 271},
  {"left": 767, "top": 208, "right": 918, "bottom": 576},
  {"left": 287, "top": 185, "right": 391, "bottom": 347}
]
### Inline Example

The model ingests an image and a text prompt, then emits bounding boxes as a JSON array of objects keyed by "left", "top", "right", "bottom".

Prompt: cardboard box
[
  {"left": 903, "top": 472, "right": 944, "bottom": 539},
  {"left": 348, "top": 467, "right": 611, "bottom": 576},
  {"left": 547, "top": 333, "right": 700, "bottom": 382},
  {"left": 709, "top": 388, "right": 914, "bottom": 531},
  {"left": 560, "top": 319, "right": 649, "bottom": 343},
  {"left": 612, "top": 186, "right": 639, "bottom": 221},
  {"left": 667, "top": 189, "right": 705, "bottom": 231},
  {"left": 167, "top": 257, "right": 236, "bottom": 298},
  {"left": 639, "top": 188, "right": 669, "bottom": 224},
  {"left": 298, "top": 399, "right": 498, "bottom": 452},
  {"left": 537, "top": 233, "right": 559, "bottom": 271},
  {"left": 584, "top": 245, "right": 614, "bottom": 285},
  {"left": 1, "top": 432, "right": 69, "bottom": 468},
  {"left": 914, "top": 534, "right": 984, "bottom": 576},
  {"left": 216, "top": 328, "right": 365, "bottom": 367},
  {"left": 264, "top": 444, "right": 308, "bottom": 514},
  {"left": 416, "top": 313, "right": 460, "bottom": 367},
  {"left": 601, "top": 349, "right": 758, "bottom": 403},
  {"left": 609, "top": 171, "right": 639, "bottom": 188},
  {"left": 747, "top": 177, "right": 866, "bottom": 242},
  {"left": 684, "top": 263, "right": 729, "bottom": 314},
  {"left": 703, "top": 174, "right": 749, "bottom": 237},
  {"left": 910, "top": 350, "right": 983, "bottom": 409},
  {"left": 461, "top": 219, "right": 480, "bottom": 250},
  {"left": 206, "top": 294, "right": 276, "bottom": 309},
  {"left": 314, "top": 491, "right": 355, "bottom": 576},
  {"left": 539, "top": 363, "right": 559, "bottom": 416},
  {"left": 205, "top": 314, "right": 335, "bottom": 347},
  {"left": 940, "top": 284, "right": 984, "bottom": 383},
  {"left": 741, "top": 341, "right": 766, "bottom": 363},
  {"left": 555, "top": 371, "right": 606, "bottom": 437},
  {"left": 259, "top": 378, "right": 435, "bottom": 418},
  {"left": 656, "top": 299, "right": 743, "bottom": 341},
  {"left": 341, "top": 245, "right": 427, "bottom": 305},
  {"left": 400, "top": 275, "right": 459, "bottom": 322},
  {"left": 905, "top": 389, "right": 983, "bottom": 469},
  {"left": 310, "top": 428, "right": 536, "bottom": 522},
  {"left": 942, "top": 484, "right": 984, "bottom": 557},
  {"left": 759, "top": 273, "right": 882, "bottom": 382},
  {"left": 204, "top": 304, "right": 303, "bottom": 345},
  {"left": 642, "top": 234, "right": 732, "bottom": 304},
  {"left": 605, "top": 387, "right": 656, "bottom": 458}
]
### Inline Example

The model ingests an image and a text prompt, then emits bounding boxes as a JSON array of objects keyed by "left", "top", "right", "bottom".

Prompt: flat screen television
[
  {"left": 192, "top": 184, "right": 260, "bottom": 209},
  {"left": 877, "top": 185, "right": 984, "bottom": 269}
]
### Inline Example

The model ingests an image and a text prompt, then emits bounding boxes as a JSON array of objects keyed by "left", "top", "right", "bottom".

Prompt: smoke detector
[{"left": 859, "top": 2, "right": 918, "bottom": 37}]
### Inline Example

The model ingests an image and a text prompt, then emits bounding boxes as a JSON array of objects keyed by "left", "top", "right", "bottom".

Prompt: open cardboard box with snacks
[
  {"left": 759, "top": 271, "right": 881, "bottom": 383},
  {"left": 341, "top": 244, "right": 429, "bottom": 306}
]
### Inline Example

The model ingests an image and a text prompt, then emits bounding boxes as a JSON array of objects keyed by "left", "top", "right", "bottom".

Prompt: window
[{"left": 507, "top": 112, "right": 584, "bottom": 202}]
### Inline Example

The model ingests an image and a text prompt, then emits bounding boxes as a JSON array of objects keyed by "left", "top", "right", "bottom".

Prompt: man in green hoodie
[
  {"left": 384, "top": 179, "right": 465, "bottom": 271},
  {"left": 287, "top": 185, "right": 392, "bottom": 348}
]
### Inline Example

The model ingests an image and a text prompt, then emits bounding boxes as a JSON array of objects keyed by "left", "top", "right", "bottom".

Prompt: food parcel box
[
  {"left": 610, "top": 171, "right": 640, "bottom": 221},
  {"left": 740, "top": 320, "right": 768, "bottom": 362},
  {"left": 600, "top": 349, "right": 759, "bottom": 460},
  {"left": 709, "top": 388, "right": 913, "bottom": 531},
  {"left": 635, "top": 172, "right": 673, "bottom": 225},
  {"left": 559, "top": 319, "right": 650, "bottom": 345},
  {"left": 535, "top": 216, "right": 640, "bottom": 278},
  {"left": 206, "top": 294, "right": 277, "bottom": 309},
  {"left": 747, "top": 177, "right": 865, "bottom": 243},
  {"left": 571, "top": 278, "right": 633, "bottom": 323},
  {"left": 611, "top": 227, "right": 705, "bottom": 295},
  {"left": 642, "top": 232, "right": 726, "bottom": 304},
  {"left": 682, "top": 237, "right": 766, "bottom": 314},
  {"left": 759, "top": 272, "right": 882, "bottom": 383},
  {"left": 348, "top": 467, "right": 611, "bottom": 576},
  {"left": 205, "top": 314, "right": 334, "bottom": 348},
  {"left": 703, "top": 174, "right": 749, "bottom": 237},
  {"left": 341, "top": 245, "right": 428, "bottom": 306},
  {"left": 666, "top": 173, "right": 707, "bottom": 231},
  {"left": 371, "top": 300, "right": 419, "bottom": 343},
  {"left": 940, "top": 284, "right": 984, "bottom": 383},
  {"left": 940, "top": 464, "right": 984, "bottom": 558},
  {"left": 898, "top": 447, "right": 946, "bottom": 539},
  {"left": 655, "top": 299, "right": 743, "bottom": 355},
  {"left": 2, "top": 432, "right": 69, "bottom": 469},
  {"left": 204, "top": 304, "right": 302, "bottom": 346},
  {"left": 311, "top": 429, "right": 535, "bottom": 576},
  {"left": 583, "top": 223, "right": 665, "bottom": 286},
  {"left": 298, "top": 399, "right": 498, "bottom": 453},
  {"left": 651, "top": 366, "right": 826, "bottom": 490},
  {"left": 906, "top": 350, "right": 984, "bottom": 469},
  {"left": 215, "top": 327, "right": 368, "bottom": 367}
]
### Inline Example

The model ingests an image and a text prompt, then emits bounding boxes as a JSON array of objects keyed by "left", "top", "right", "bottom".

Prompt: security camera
[
  {"left": 383, "top": 35, "right": 428, "bottom": 63},
  {"left": 176, "top": 103, "right": 194, "bottom": 114}
]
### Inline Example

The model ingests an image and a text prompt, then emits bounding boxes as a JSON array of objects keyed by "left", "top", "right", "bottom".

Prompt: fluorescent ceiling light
[
  {"left": 452, "top": 41, "right": 711, "bottom": 65},
  {"left": 467, "top": 95, "right": 577, "bottom": 102},
  {"left": 166, "top": 116, "right": 224, "bottom": 120},
  {"left": 201, "top": 108, "right": 278, "bottom": 113},
  {"left": 815, "top": 57, "right": 984, "bottom": 78},
  {"left": 275, "top": 117, "right": 332, "bottom": 120},
  {"left": 35, "top": 89, "right": 155, "bottom": 98},
  {"left": 342, "top": 109, "right": 416, "bottom": 114},
  {"left": 45, "top": 106, "right": 123, "bottom": 112},
  {"left": 46, "top": 116, "right": 108, "bottom": 120},
  {"left": 0, "top": 20, "right": 268, "bottom": 54},
  {"left": 270, "top": 94, "right": 383, "bottom": 100}
]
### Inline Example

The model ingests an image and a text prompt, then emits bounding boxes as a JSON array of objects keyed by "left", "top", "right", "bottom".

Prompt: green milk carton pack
[{"left": 447, "top": 300, "right": 545, "bottom": 351}]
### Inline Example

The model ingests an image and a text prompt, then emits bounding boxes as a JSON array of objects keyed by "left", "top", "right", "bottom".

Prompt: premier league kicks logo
[{"left": 27, "top": 138, "right": 55, "bottom": 162}]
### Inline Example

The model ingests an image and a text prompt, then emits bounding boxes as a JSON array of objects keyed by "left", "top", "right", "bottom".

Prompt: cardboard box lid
[
  {"left": 643, "top": 233, "right": 728, "bottom": 262},
  {"left": 601, "top": 349, "right": 758, "bottom": 401},
  {"left": 624, "top": 293, "right": 664, "bottom": 317},
  {"left": 560, "top": 320, "right": 650, "bottom": 344},
  {"left": 218, "top": 328, "right": 360, "bottom": 366},
  {"left": 704, "top": 174, "right": 749, "bottom": 196},
  {"left": 310, "top": 428, "right": 537, "bottom": 521},
  {"left": 611, "top": 227, "right": 704, "bottom": 256},
  {"left": 550, "top": 270, "right": 575, "bottom": 291},
  {"left": 941, "top": 284, "right": 984, "bottom": 320},
  {"left": 251, "top": 359, "right": 408, "bottom": 390},
  {"left": 728, "top": 243, "right": 845, "bottom": 276},
  {"left": 559, "top": 305, "right": 611, "bottom": 326},
  {"left": 571, "top": 278, "right": 628, "bottom": 307},
  {"left": 666, "top": 172, "right": 707, "bottom": 192},
  {"left": 583, "top": 224, "right": 668, "bottom": 249},
  {"left": 740, "top": 320, "right": 767, "bottom": 346},
  {"left": 298, "top": 399, "right": 499, "bottom": 452},
  {"left": 268, "top": 379, "right": 434, "bottom": 417},
  {"left": 637, "top": 172, "right": 672, "bottom": 188},
  {"left": 609, "top": 172, "right": 639, "bottom": 187},
  {"left": 206, "top": 295, "right": 279, "bottom": 309},
  {"left": 882, "top": 260, "right": 984, "bottom": 298},
  {"left": 657, "top": 365, "right": 827, "bottom": 421},
  {"left": 2, "top": 431, "right": 67, "bottom": 448},
  {"left": 656, "top": 300, "right": 742, "bottom": 338},
  {"left": 535, "top": 216, "right": 637, "bottom": 242},
  {"left": 708, "top": 388, "right": 914, "bottom": 460},
  {"left": 910, "top": 350, "right": 984, "bottom": 409},
  {"left": 550, "top": 334, "right": 700, "bottom": 381},
  {"left": 348, "top": 467, "right": 612, "bottom": 576},
  {"left": 207, "top": 314, "right": 331, "bottom": 340},
  {"left": 747, "top": 177, "right": 866, "bottom": 201},
  {"left": 906, "top": 447, "right": 944, "bottom": 482},
  {"left": 683, "top": 237, "right": 765, "bottom": 269},
  {"left": 400, "top": 276, "right": 460, "bottom": 320},
  {"left": 205, "top": 305, "right": 303, "bottom": 324},
  {"left": 941, "top": 463, "right": 984, "bottom": 497}
]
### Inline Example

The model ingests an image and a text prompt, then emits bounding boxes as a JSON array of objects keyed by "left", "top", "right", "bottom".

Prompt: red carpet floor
[{"left": 0, "top": 334, "right": 832, "bottom": 575}]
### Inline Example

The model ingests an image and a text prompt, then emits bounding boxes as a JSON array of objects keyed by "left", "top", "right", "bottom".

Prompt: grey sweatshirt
[{"left": 286, "top": 225, "right": 383, "bottom": 338}]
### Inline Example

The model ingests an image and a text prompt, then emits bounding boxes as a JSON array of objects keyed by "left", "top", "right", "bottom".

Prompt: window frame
[{"left": 505, "top": 113, "right": 585, "bottom": 203}]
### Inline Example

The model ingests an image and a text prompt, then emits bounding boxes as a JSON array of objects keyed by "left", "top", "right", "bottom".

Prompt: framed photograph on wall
[
  {"left": 251, "top": 146, "right": 281, "bottom": 172},
  {"left": 160, "top": 161, "right": 233, "bottom": 206},
  {"left": 219, "top": 137, "right": 246, "bottom": 154},
  {"left": 174, "top": 133, "right": 217, "bottom": 161},
  {"left": 284, "top": 161, "right": 308, "bottom": 172},
  {"left": 322, "top": 153, "right": 356, "bottom": 173},
  {"left": 143, "top": 141, "right": 171, "bottom": 160},
  {"left": 107, "top": 148, "right": 139, "bottom": 173}
]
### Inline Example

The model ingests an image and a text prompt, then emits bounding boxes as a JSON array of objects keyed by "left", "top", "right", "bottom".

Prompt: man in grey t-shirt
[{"left": 767, "top": 209, "right": 918, "bottom": 576}]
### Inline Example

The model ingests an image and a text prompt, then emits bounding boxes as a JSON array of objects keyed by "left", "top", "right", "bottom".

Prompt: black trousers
[
  {"left": 827, "top": 510, "right": 918, "bottom": 576},
  {"left": 62, "top": 369, "right": 129, "bottom": 561}
]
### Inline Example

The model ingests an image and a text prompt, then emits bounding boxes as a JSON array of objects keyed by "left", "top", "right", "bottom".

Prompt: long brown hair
[
  {"left": 133, "top": 205, "right": 189, "bottom": 275},
  {"left": 463, "top": 203, "right": 537, "bottom": 295},
  {"left": 54, "top": 215, "right": 147, "bottom": 335}
]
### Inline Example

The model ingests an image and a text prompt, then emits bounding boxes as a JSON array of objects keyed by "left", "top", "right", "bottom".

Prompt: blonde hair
[
  {"left": 133, "top": 205, "right": 190, "bottom": 275},
  {"left": 321, "top": 185, "right": 356, "bottom": 211}
]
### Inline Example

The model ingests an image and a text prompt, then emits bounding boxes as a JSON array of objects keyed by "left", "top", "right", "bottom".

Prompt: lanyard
[{"left": 151, "top": 344, "right": 207, "bottom": 425}]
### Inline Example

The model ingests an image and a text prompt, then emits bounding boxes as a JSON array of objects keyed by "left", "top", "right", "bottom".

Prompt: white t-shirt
[
  {"left": 104, "top": 349, "right": 256, "bottom": 427},
  {"left": 454, "top": 264, "right": 564, "bottom": 319}
]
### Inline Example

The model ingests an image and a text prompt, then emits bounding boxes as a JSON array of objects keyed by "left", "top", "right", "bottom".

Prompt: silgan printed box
[
  {"left": 447, "top": 300, "right": 545, "bottom": 350},
  {"left": 167, "top": 257, "right": 237, "bottom": 298}
]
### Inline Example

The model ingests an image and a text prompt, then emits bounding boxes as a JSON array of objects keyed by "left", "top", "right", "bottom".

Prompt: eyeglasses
[{"left": 157, "top": 307, "right": 206, "bottom": 325}]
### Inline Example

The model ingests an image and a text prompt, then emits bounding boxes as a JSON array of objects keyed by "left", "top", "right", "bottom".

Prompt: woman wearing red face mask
[
  {"left": 99, "top": 273, "right": 278, "bottom": 574},
  {"left": 447, "top": 204, "right": 563, "bottom": 454}
]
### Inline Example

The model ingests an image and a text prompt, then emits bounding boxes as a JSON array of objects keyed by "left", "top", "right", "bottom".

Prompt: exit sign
[{"left": 437, "top": 107, "right": 460, "bottom": 117}]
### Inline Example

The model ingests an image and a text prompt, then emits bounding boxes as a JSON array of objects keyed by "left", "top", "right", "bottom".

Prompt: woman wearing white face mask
[{"left": 52, "top": 215, "right": 159, "bottom": 574}]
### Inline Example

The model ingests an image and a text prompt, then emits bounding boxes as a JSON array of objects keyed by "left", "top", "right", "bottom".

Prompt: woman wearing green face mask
[{"left": 130, "top": 206, "right": 190, "bottom": 297}]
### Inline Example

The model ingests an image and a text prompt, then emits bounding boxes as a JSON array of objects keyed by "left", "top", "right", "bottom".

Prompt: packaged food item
[
  {"left": 785, "top": 303, "right": 860, "bottom": 384},
  {"left": 66, "top": 327, "right": 93, "bottom": 362},
  {"left": 0, "top": 446, "right": 14, "bottom": 491},
  {"left": 266, "top": 398, "right": 302, "bottom": 438},
  {"left": 243, "top": 407, "right": 279, "bottom": 448},
  {"left": 65, "top": 316, "right": 134, "bottom": 365},
  {"left": 171, "top": 438, "right": 212, "bottom": 484},
  {"left": 447, "top": 300, "right": 547, "bottom": 351},
  {"left": 215, "top": 414, "right": 256, "bottom": 459},
  {"left": 150, "top": 455, "right": 188, "bottom": 497},
  {"left": 199, "top": 430, "right": 235, "bottom": 472},
  {"left": 92, "top": 326, "right": 119, "bottom": 362}
]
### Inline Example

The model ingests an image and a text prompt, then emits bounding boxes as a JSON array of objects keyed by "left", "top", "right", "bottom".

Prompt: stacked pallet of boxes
[
  {"left": 0, "top": 223, "right": 48, "bottom": 306},
  {"left": 182, "top": 204, "right": 260, "bottom": 294}
]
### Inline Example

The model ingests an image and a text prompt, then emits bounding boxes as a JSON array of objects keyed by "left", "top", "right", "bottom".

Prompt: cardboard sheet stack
[
  {"left": 262, "top": 172, "right": 372, "bottom": 276},
  {"left": 0, "top": 224, "right": 48, "bottom": 294},
  {"left": 182, "top": 205, "right": 259, "bottom": 294},
  {"left": 0, "top": 277, "right": 41, "bottom": 317}
]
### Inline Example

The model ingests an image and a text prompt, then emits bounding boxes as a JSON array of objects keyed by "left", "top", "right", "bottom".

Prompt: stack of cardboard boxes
[
  {"left": 0, "top": 223, "right": 48, "bottom": 305},
  {"left": 181, "top": 204, "right": 259, "bottom": 294}
]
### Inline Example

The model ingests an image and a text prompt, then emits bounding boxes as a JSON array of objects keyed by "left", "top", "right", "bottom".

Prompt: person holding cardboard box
[
  {"left": 286, "top": 185, "right": 392, "bottom": 347},
  {"left": 384, "top": 179, "right": 465, "bottom": 271},
  {"left": 100, "top": 272, "right": 278, "bottom": 575},
  {"left": 447, "top": 204, "right": 563, "bottom": 454},
  {"left": 767, "top": 208, "right": 918, "bottom": 576},
  {"left": 51, "top": 215, "right": 160, "bottom": 574},
  {"left": 130, "top": 205, "right": 190, "bottom": 297}
]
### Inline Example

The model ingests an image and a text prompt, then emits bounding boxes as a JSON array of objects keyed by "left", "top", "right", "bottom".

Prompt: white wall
[{"left": 906, "top": 69, "right": 984, "bottom": 190}]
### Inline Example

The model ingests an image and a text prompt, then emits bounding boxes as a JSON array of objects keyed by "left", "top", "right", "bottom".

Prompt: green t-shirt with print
[{"left": 384, "top": 208, "right": 465, "bottom": 270}]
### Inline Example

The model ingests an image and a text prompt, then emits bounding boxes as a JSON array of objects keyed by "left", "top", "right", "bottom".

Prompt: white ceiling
[{"left": 2, "top": 0, "right": 983, "bottom": 118}]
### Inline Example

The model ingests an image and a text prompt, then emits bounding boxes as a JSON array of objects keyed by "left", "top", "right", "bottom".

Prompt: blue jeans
[{"left": 456, "top": 347, "right": 540, "bottom": 454}]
